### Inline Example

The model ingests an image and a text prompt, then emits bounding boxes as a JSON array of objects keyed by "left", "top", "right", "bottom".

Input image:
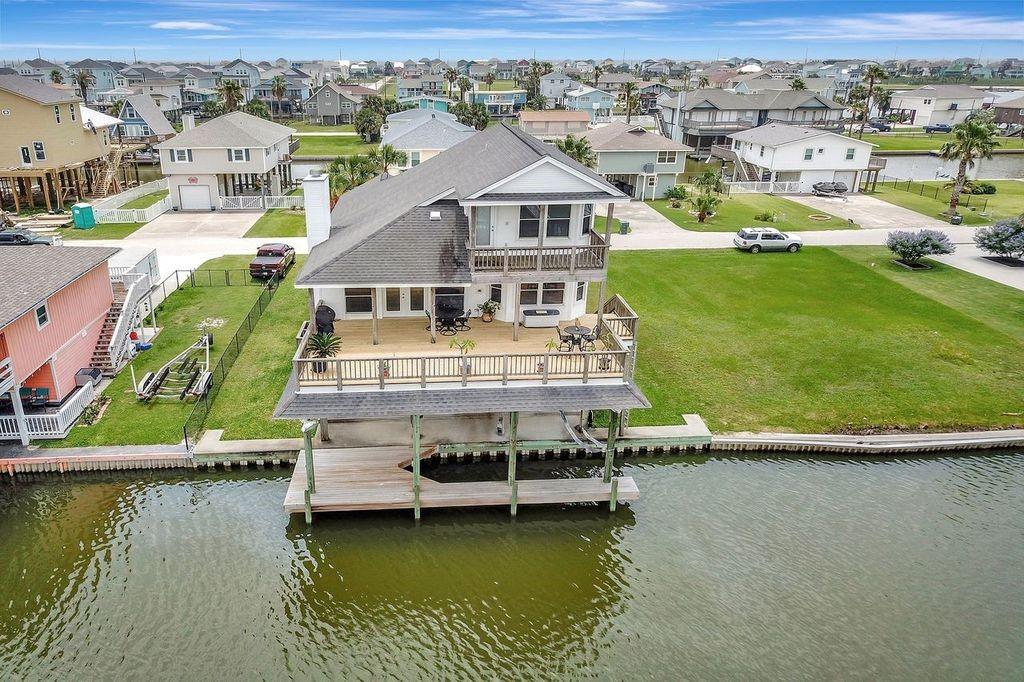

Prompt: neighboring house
[
  {"left": 578, "top": 123, "right": 692, "bottom": 199},
  {"left": 303, "top": 82, "right": 375, "bottom": 124},
  {"left": 254, "top": 76, "right": 309, "bottom": 117},
  {"left": 116, "top": 94, "right": 175, "bottom": 142},
  {"left": 518, "top": 110, "right": 590, "bottom": 142},
  {"left": 468, "top": 62, "right": 492, "bottom": 80},
  {"left": 890, "top": 85, "right": 986, "bottom": 126},
  {"left": 726, "top": 123, "right": 877, "bottom": 191},
  {"left": 15, "top": 59, "right": 69, "bottom": 84},
  {"left": 0, "top": 75, "right": 118, "bottom": 210},
  {"left": 992, "top": 96, "right": 1024, "bottom": 127},
  {"left": 730, "top": 74, "right": 839, "bottom": 101},
  {"left": 176, "top": 66, "right": 219, "bottom": 91},
  {"left": 659, "top": 88, "right": 844, "bottom": 152},
  {"left": 135, "top": 79, "right": 183, "bottom": 117},
  {"left": 381, "top": 109, "right": 475, "bottom": 169},
  {"left": 114, "top": 66, "right": 162, "bottom": 89},
  {"left": 397, "top": 77, "right": 447, "bottom": 99},
  {"left": 277, "top": 124, "right": 645, "bottom": 470},
  {"left": 0, "top": 246, "right": 121, "bottom": 444},
  {"left": 397, "top": 95, "right": 455, "bottom": 113},
  {"left": 540, "top": 73, "right": 581, "bottom": 108},
  {"left": 155, "top": 112, "right": 297, "bottom": 211},
  {"left": 467, "top": 89, "right": 527, "bottom": 117},
  {"left": 67, "top": 59, "right": 117, "bottom": 100},
  {"left": 596, "top": 72, "right": 641, "bottom": 93},
  {"left": 495, "top": 62, "right": 515, "bottom": 80},
  {"left": 218, "top": 59, "right": 261, "bottom": 100},
  {"left": 183, "top": 87, "right": 219, "bottom": 115},
  {"left": 564, "top": 85, "right": 614, "bottom": 121}
]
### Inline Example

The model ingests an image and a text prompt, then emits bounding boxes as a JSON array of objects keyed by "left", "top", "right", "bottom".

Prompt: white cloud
[
  {"left": 150, "top": 20, "right": 229, "bottom": 31},
  {"left": 732, "top": 12, "right": 1024, "bottom": 41}
]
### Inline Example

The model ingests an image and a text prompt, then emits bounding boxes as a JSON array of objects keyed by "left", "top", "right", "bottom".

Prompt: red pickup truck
[{"left": 249, "top": 243, "right": 296, "bottom": 279}]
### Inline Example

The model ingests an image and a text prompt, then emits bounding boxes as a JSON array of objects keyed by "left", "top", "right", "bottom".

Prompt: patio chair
[
  {"left": 579, "top": 330, "right": 598, "bottom": 352},
  {"left": 424, "top": 309, "right": 433, "bottom": 331},
  {"left": 455, "top": 309, "right": 472, "bottom": 331},
  {"left": 558, "top": 332, "right": 575, "bottom": 353}
]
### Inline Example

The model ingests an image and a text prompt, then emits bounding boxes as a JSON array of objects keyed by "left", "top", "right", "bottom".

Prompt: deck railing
[
  {"left": 0, "top": 381, "right": 95, "bottom": 440},
  {"left": 602, "top": 295, "right": 639, "bottom": 342},
  {"left": 725, "top": 181, "right": 801, "bottom": 195},
  {"left": 470, "top": 231, "right": 608, "bottom": 274},
  {"left": 95, "top": 196, "right": 172, "bottom": 224},
  {"left": 219, "top": 195, "right": 303, "bottom": 210},
  {"left": 106, "top": 271, "right": 151, "bottom": 370},
  {"left": 0, "top": 357, "right": 13, "bottom": 395}
]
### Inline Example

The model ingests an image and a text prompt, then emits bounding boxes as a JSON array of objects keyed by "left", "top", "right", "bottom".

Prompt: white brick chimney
[
  {"left": 303, "top": 171, "right": 332, "bottom": 249},
  {"left": 181, "top": 113, "right": 195, "bottom": 131}
]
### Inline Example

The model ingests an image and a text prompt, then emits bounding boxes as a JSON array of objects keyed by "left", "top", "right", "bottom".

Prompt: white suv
[{"left": 733, "top": 227, "right": 802, "bottom": 253}]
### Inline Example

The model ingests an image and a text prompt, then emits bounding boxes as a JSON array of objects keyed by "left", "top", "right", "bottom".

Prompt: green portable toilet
[{"left": 72, "top": 203, "right": 96, "bottom": 230}]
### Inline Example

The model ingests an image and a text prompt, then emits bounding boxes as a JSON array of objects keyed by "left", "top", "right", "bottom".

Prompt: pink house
[{"left": 0, "top": 245, "right": 119, "bottom": 444}]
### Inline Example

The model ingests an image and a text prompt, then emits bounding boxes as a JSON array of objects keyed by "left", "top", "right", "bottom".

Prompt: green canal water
[{"left": 1, "top": 452, "right": 1022, "bottom": 679}]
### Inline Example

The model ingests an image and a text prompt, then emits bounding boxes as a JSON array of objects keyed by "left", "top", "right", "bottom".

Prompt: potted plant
[
  {"left": 477, "top": 299, "right": 500, "bottom": 323},
  {"left": 307, "top": 332, "right": 341, "bottom": 373},
  {"left": 450, "top": 338, "right": 477, "bottom": 374},
  {"left": 381, "top": 360, "right": 390, "bottom": 378}
]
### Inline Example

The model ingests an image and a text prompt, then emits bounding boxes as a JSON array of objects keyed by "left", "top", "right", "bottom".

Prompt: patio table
[{"left": 562, "top": 325, "right": 592, "bottom": 350}]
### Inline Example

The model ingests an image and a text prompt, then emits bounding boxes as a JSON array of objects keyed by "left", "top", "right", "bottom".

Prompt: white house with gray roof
[
  {"left": 154, "top": 111, "right": 297, "bottom": 211},
  {"left": 889, "top": 85, "right": 985, "bottom": 127},
  {"left": 381, "top": 109, "right": 476, "bottom": 170},
  {"left": 579, "top": 123, "right": 693, "bottom": 199}
]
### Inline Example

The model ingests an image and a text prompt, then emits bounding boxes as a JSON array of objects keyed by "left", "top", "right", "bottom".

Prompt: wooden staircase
[
  {"left": 94, "top": 146, "right": 126, "bottom": 198},
  {"left": 90, "top": 281, "right": 129, "bottom": 376}
]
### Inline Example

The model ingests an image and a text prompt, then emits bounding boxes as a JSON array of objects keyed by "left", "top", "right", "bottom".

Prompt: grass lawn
[
  {"left": 59, "top": 222, "right": 146, "bottom": 240},
  {"left": 205, "top": 257, "right": 307, "bottom": 439},
  {"left": 647, "top": 193, "right": 855, "bottom": 232},
  {"left": 293, "top": 136, "right": 375, "bottom": 157},
  {"left": 846, "top": 131, "right": 1024, "bottom": 151},
  {"left": 863, "top": 179, "right": 1023, "bottom": 225},
  {"left": 488, "top": 80, "right": 519, "bottom": 91},
  {"left": 288, "top": 120, "right": 356, "bottom": 133},
  {"left": 604, "top": 247, "right": 1024, "bottom": 433},
  {"left": 119, "top": 190, "right": 168, "bottom": 209},
  {"left": 244, "top": 209, "right": 306, "bottom": 237},
  {"left": 595, "top": 215, "right": 625, "bottom": 233},
  {"left": 50, "top": 256, "right": 264, "bottom": 447}
]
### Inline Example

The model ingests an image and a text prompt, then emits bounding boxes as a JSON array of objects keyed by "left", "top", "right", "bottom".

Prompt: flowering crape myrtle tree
[
  {"left": 973, "top": 217, "right": 1024, "bottom": 261},
  {"left": 886, "top": 229, "right": 956, "bottom": 265}
]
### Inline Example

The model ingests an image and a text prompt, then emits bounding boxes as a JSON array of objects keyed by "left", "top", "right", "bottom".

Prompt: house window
[
  {"left": 803, "top": 148, "right": 813, "bottom": 161},
  {"left": 34, "top": 303, "right": 49, "bottom": 329},
  {"left": 576, "top": 281, "right": 585, "bottom": 301},
  {"left": 124, "top": 105, "right": 136, "bottom": 119},
  {"left": 489, "top": 284, "right": 502, "bottom": 305},
  {"left": 32, "top": 142, "right": 45, "bottom": 161},
  {"left": 409, "top": 288, "right": 424, "bottom": 310},
  {"left": 845, "top": 148, "right": 856, "bottom": 160},
  {"left": 344, "top": 288, "right": 373, "bottom": 313},
  {"left": 949, "top": 103, "right": 958, "bottom": 110},
  {"left": 647, "top": 176, "right": 657, "bottom": 188},
  {"left": 582, "top": 204, "right": 593, "bottom": 234},
  {"left": 20, "top": 146, "right": 31, "bottom": 164},
  {"left": 174, "top": 149, "right": 192, "bottom": 162},
  {"left": 656, "top": 151, "right": 677, "bottom": 164},
  {"left": 759, "top": 145, "right": 764, "bottom": 157},
  {"left": 519, "top": 282, "right": 539, "bottom": 305},
  {"left": 53, "top": 105, "right": 61, "bottom": 124},
  {"left": 69, "top": 104, "right": 76, "bottom": 121},
  {"left": 410, "top": 151, "right": 421, "bottom": 167},
  {"left": 923, "top": 98, "right": 932, "bottom": 104},
  {"left": 519, "top": 205, "right": 540, "bottom": 238},
  {"left": 541, "top": 282, "right": 565, "bottom": 305},
  {"left": 385, "top": 288, "right": 401, "bottom": 312},
  {"left": 228, "top": 149, "right": 249, "bottom": 162},
  {"left": 546, "top": 204, "right": 571, "bottom": 237}
]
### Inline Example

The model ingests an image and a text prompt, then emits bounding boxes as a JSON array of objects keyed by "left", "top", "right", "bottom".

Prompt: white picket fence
[
  {"left": 725, "top": 181, "right": 801, "bottom": 195},
  {"left": 95, "top": 196, "right": 172, "bottom": 224},
  {"left": 92, "top": 179, "right": 169, "bottom": 212},
  {"left": 0, "top": 381, "right": 96, "bottom": 440},
  {"left": 220, "top": 195, "right": 304, "bottom": 210}
]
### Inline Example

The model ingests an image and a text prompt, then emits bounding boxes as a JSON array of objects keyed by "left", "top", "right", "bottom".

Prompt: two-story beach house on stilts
[{"left": 275, "top": 123, "right": 652, "bottom": 519}]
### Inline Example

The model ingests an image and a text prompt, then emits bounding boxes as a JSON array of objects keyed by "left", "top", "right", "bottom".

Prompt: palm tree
[
  {"left": 680, "top": 66, "right": 692, "bottom": 92},
  {"left": 692, "top": 169, "right": 724, "bottom": 195},
  {"left": 328, "top": 154, "right": 375, "bottom": 198},
  {"left": 689, "top": 192, "right": 721, "bottom": 223},
  {"left": 526, "top": 94, "right": 548, "bottom": 110},
  {"left": 72, "top": 70, "right": 95, "bottom": 101},
  {"left": 242, "top": 99, "right": 269, "bottom": 119},
  {"left": 857, "top": 65, "right": 888, "bottom": 139},
  {"left": 620, "top": 81, "right": 639, "bottom": 124},
  {"left": 939, "top": 115, "right": 999, "bottom": 215},
  {"left": 369, "top": 144, "right": 408, "bottom": 175},
  {"left": 874, "top": 89, "right": 893, "bottom": 119},
  {"left": 49, "top": 69, "right": 64, "bottom": 85},
  {"left": 790, "top": 77, "right": 807, "bottom": 91},
  {"left": 697, "top": 75, "right": 710, "bottom": 89},
  {"left": 483, "top": 73, "right": 495, "bottom": 91},
  {"left": 845, "top": 84, "right": 868, "bottom": 135},
  {"left": 444, "top": 67, "right": 459, "bottom": 98},
  {"left": 217, "top": 79, "right": 244, "bottom": 112},
  {"left": 592, "top": 65, "right": 604, "bottom": 87},
  {"left": 270, "top": 75, "right": 287, "bottom": 120},
  {"left": 555, "top": 134, "right": 596, "bottom": 167},
  {"left": 457, "top": 76, "right": 472, "bottom": 101}
]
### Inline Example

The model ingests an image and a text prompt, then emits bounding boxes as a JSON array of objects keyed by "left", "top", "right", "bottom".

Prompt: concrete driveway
[
  {"left": 134, "top": 210, "right": 262, "bottom": 239},
  {"left": 934, "top": 244, "right": 1024, "bottom": 292},
  {"left": 785, "top": 194, "right": 951, "bottom": 230}
]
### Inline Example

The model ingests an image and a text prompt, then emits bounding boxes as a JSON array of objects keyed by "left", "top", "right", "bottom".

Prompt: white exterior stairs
[
  {"left": 89, "top": 272, "right": 150, "bottom": 376},
  {"left": 94, "top": 146, "right": 126, "bottom": 198}
]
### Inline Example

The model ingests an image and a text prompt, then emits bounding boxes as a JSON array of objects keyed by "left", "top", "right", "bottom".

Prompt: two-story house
[
  {"left": 135, "top": 79, "right": 184, "bottom": 118},
  {"left": 890, "top": 85, "right": 986, "bottom": 127},
  {"left": 467, "top": 89, "right": 528, "bottom": 117},
  {"left": 67, "top": 59, "right": 117, "bottom": 100},
  {"left": 154, "top": 112, "right": 297, "bottom": 211},
  {"left": 540, "top": 73, "right": 581, "bottom": 108},
  {"left": 254, "top": 76, "right": 309, "bottom": 117},
  {"left": 116, "top": 94, "right": 176, "bottom": 143},
  {"left": 564, "top": 85, "right": 614, "bottom": 121},
  {"left": 397, "top": 76, "right": 447, "bottom": 99},
  {"left": 0, "top": 75, "right": 118, "bottom": 212},
  {"left": 381, "top": 109, "right": 476, "bottom": 169},
  {"left": 218, "top": 59, "right": 261, "bottom": 101},
  {"left": 726, "top": 123, "right": 877, "bottom": 190},
  {"left": 518, "top": 110, "right": 590, "bottom": 143},
  {"left": 14, "top": 59, "right": 69, "bottom": 84},
  {"left": 579, "top": 123, "right": 693, "bottom": 199},
  {"left": 276, "top": 123, "right": 647, "bottom": 516},
  {"left": 303, "top": 81, "right": 368, "bottom": 125}
]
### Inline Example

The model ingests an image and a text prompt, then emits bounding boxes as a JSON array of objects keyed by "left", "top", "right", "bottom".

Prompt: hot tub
[{"left": 521, "top": 308, "right": 561, "bottom": 328}]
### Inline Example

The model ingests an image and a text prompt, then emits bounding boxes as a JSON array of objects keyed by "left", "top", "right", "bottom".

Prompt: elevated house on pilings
[{"left": 275, "top": 123, "right": 652, "bottom": 520}]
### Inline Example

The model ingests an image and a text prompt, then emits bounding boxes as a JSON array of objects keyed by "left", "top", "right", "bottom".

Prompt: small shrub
[
  {"left": 972, "top": 182, "right": 997, "bottom": 195},
  {"left": 79, "top": 395, "right": 111, "bottom": 426},
  {"left": 670, "top": 199, "right": 681, "bottom": 208},
  {"left": 974, "top": 217, "right": 1024, "bottom": 260},
  {"left": 753, "top": 210, "right": 777, "bottom": 223},
  {"left": 886, "top": 229, "right": 956, "bottom": 265},
  {"left": 665, "top": 185, "right": 688, "bottom": 201}
]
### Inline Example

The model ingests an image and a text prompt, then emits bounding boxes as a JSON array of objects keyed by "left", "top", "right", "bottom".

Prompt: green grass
[
  {"left": 647, "top": 193, "right": 856, "bottom": 232},
  {"left": 59, "top": 222, "right": 146, "bottom": 240},
  {"left": 863, "top": 179, "right": 1023, "bottom": 224},
  {"left": 594, "top": 215, "right": 627, "bottom": 233},
  {"left": 244, "top": 209, "right": 306, "bottom": 237},
  {"left": 287, "top": 120, "right": 356, "bottom": 133},
  {"left": 119, "top": 190, "right": 168, "bottom": 209},
  {"left": 847, "top": 131, "right": 1024, "bottom": 151},
  {"left": 49, "top": 257, "right": 263, "bottom": 447},
  {"left": 488, "top": 79, "right": 519, "bottom": 91},
  {"left": 293, "top": 136, "right": 375, "bottom": 157},
  {"left": 605, "top": 247, "right": 1024, "bottom": 433},
  {"left": 204, "top": 257, "right": 307, "bottom": 439}
]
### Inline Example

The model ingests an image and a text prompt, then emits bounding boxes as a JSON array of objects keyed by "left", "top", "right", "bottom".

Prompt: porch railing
[
  {"left": 470, "top": 231, "right": 608, "bottom": 274},
  {"left": 0, "top": 381, "right": 96, "bottom": 440},
  {"left": 725, "top": 181, "right": 801, "bottom": 195},
  {"left": 219, "top": 195, "right": 303, "bottom": 210},
  {"left": 0, "top": 357, "right": 13, "bottom": 395},
  {"left": 602, "top": 295, "right": 639, "bottom": 343}
]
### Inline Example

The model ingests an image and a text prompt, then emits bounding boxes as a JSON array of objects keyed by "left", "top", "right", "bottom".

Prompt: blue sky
[{"left": 1, "top": 0, "right": 1021, "bottom": 63}]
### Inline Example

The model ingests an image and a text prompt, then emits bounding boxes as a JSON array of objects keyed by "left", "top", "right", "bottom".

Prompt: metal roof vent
[{"left": 429, "top": 211, "right": 442, "bottom": 221}]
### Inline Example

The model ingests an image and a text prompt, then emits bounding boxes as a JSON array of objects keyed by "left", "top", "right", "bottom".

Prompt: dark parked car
[
  {"left": 249, "top": 243, "right": 295, "bottom": 279},
  {"left": 866, "top": 118, "right": 892, "bottom": 132},
  {"left": 923, "top": 123, "right": 953, "bottom": 134},
  {"left": 0, "top": 229, "right": 54, "bottom": 245}
]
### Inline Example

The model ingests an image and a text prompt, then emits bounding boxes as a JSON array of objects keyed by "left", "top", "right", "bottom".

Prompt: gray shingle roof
[
  {"left": 0, "top": 75, "right": 81, "bottom": 104},
  {"left": 122, "top": 94, "right": 175, "bottom": 135},
  {"left": 382, "top": 115, "right": 475, "bottom": 151},
  {"left": 298, "top": 123, "right": 625, "bottom": 286},
  {"left": 729, "top": 122, "right": 874, "bottom": 147},
  {"left": 580, "top": 122, "right": 693, "bottom": 152},
  {"left": 676, "top": 87, "right": 842, "bottom": 112},
  {"left": 895, "top": 84, "right": 983, "bottom": 100},
  {"left": 154, "top": 111, "right": 294, "bottom": 149},
  {"left": 275, "top": 379, "right": 649, "bottom": 419},
  {"left": 0, "top": 246, "right": 119, "bottom": 329}
]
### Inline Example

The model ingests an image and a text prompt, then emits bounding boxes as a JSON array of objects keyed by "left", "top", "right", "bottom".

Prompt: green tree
[
  {"left": 858, "top": 65, "right": 888, "bottom": 139},
  {"left": 72, "top": 70, "right": 95, "bottom": 101},
  {"left": 49, "top": 69, "right": 64, "bottom": 85},
  {"left": 457, "top": 75, "right": 472, "bottom": 101},
  {"left": 619, "top": 81, "right": 639, "bottom": 124},
  {"left": 939, "top": 114, "right": 999, "bottom": 215},
  {"left": 444, "top": 66, "right": 459, "bottom": 98},
  {"left": 270, "top": 75, "right": 287, "bottom": 120},
  {"left": 328, "top": 154, "right": 376, "bottom": 198},
  {"left": 242, "top": 99, "right": 269, "bottom": 119},
  {"left": 689, "top": 192, "right": 721, "bottom": 223},
  {"left": 369, "top": 144, "right": 408, "bottom": 175},
  {"left": 451, "top": 101, "right": 490, "bottom": 130},
  {"left": 217, "top": 79, "right": 244, "bottom": 112},
  {"left": 201, "top": 100, "right": 225, "bottom": 118},
  {"left": 555, "top": 134, "right": 596, "bottom": 167},
  {"left": 692, "top": 169, "right": 724, "bottom": 195},
  {"left": 790, "top": 77, "right": 807, "bottom": 90},
  {"left": 483, "top": 73, "right": 495, "bottom": 91},
  {"left": 592, "top": 64, "right": 604, "bottom": 87},
  {"left": 874, "top": 88, "right": 892, "bottom": 118},
  {"left": 526, "top": 94, "right": 548, "bottom": 110},
  {"left": 355, "top": 107, "right": 384, "bottom": 141},
  {"left": 697, "top": 75, "right": 710, "bottom": 89}
]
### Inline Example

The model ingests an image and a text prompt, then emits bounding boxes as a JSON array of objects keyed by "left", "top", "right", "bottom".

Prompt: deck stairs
[
  {"left": 652, "top": 108, "right": 670, "bottom": 138},
  {"left": 89, "top": 272, "right": 151, "bottom": 377},
  {"left": 89, "top": 281, "right": 130, "bottom": 376},
  {"left": 94, "top": 146, "right": 126, "bottom": 198}
]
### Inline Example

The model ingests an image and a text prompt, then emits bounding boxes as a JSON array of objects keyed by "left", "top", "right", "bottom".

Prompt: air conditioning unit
[{"left": 642, "top": 163, "right": 655, "bottom": 173}]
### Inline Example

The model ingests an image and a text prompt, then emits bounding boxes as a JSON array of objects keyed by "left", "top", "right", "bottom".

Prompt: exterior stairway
[
  {"left": 90, "top": 281, "right": 128, "bottom": 376},
  {"left": 94, "top": 146, "right": 126, "bottom": 198}
]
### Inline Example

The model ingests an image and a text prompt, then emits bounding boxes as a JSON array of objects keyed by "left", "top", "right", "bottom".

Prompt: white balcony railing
[
  {"left": 219, "top": 195, "right": 303, "bottom": 210},
  {"left": 107, "top": 272, "right": 151, "bottom": 370},
  {"left": 0, "top": 381, "right": 96, "bottom": 440}
]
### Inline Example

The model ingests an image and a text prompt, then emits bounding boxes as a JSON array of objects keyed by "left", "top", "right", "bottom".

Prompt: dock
[{"left": 283, "top": 446, "right": 639, "bottom": 515}]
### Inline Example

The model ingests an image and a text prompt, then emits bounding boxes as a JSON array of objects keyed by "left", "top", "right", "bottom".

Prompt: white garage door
[
  {"left": 179, "top": 185, "right": 212, "bottom": 211},
  {"left": 833, "top": 171, "right": 858, "bottom": 192}
]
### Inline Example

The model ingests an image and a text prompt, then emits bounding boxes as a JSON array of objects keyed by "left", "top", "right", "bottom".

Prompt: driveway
[
  {"left": 934, "top": 244, "right": 1024, "bottom": 292},
  {"left": 784, "top": 194, "right": 951, "bottom": 230},
  {"left": 135, "top": 211, "right": 262, "bottom": 239}
]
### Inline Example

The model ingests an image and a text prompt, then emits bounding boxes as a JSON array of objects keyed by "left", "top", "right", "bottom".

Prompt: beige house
[
  {"left": 518, "top": 110, "right": 591, "bottom": 142},
  {"left": 890, "top": 85, "right": 985, "bottom": 126},
  {"left": 0, "top": 75, "right": 118, "bottom": 213}
]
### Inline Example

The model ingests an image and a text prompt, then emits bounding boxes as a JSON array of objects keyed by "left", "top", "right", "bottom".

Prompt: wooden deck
[{"left": 283, "top": 446, "right": 639, "bottom": 514}]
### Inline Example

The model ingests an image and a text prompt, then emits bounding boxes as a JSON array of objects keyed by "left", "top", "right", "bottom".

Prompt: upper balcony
[
  {"left": 678, "top": 116, "right": 756, "bottom": 134},
  {"left": 467, "top": 231, "right": 609, "bottom": 280}
]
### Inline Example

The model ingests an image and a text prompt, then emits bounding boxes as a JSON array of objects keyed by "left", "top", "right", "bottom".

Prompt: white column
[
  {"left": 10, "top": 387, "right": 28, "bottom": 446},
  {"left": 303, "top": 172, "right": 332, "bottom": 250}
]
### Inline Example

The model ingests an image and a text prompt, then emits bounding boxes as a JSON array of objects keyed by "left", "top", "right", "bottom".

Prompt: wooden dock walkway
[{"left": 283, "top": 446, "right": 639, "bottom": 514}]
